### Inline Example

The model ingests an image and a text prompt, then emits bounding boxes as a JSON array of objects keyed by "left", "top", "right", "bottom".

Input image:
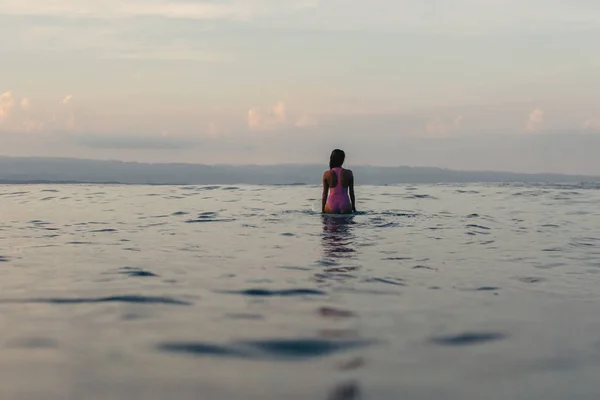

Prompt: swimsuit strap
[{"left": 330, "top": 168, "right": 345, "bottom": 193}]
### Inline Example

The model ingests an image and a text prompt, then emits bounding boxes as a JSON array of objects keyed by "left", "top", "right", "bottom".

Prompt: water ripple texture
[{"left": 1, "top": 182, "right": 600, "bottom": 400}]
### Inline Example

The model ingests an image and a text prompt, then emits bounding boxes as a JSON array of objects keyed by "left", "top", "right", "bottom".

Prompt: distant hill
[{"left": 0, "top": 156, "right": 598, "bottom": 185}]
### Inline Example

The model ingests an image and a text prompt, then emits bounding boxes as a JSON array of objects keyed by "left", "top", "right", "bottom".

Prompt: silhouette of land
[{"left": 0, "top": 156, "right": 597, "bottom": 185}]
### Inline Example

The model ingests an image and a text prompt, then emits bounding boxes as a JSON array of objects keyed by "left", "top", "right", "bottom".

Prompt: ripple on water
[
  {"left": 413, "top": 265, "right": 436, "bottom": 270},
  {"left": 221, "top": 288, "right": 327, "bottom": 297},
  {"left": 29, "top": 220, "right": 51, "bottom": 225},
  {"left": 0, "top": 256, "right": 9, "bottom": 262},
  {"left": 185, "top": 218, "right": 236, "bottom": 223},
  {"left": 570, "top": 237, "right": 600, "bottom": 248},
  {"left": 466, "top": 224, "right": 491, "bottom": 230},
  {"left": 171, "top": 211, "right": 189, "bottom": 216},
  {"left": 364, "top": 277, "right": 406, "bottom": 286},
  {"left": 318, "top": 307, "right": 356, "bottom": 318},
  {"left": 536, "top": 262, "right": 567, "bottom": 269},
  {"left": 157, "top": 338, "right": 375, "bottom": 360},
  {"left": 431, "top": 332, "right": 507, "bottom": 346},
  {"left": 542, "top": 247, "right": 564, "bottom": 252},
  {"left": 470, "top": 286, "right": 501, "bottom": 291},
  {"left": 1, "top": 295, "right": 191, "bottom": 306},
  {"left": 517, "top": 277, "right": 546, "bottom": 284},
  {"left": 119, "top": 267, "right": 159, "bottom": 277},
  {"left": 404, "top": 194, "right": 436, "bottom": 199}
]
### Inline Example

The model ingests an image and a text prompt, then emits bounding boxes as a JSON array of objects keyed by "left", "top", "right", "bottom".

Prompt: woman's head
[{"left": 329, "top": 149, "right": 345, "bottom": 169}]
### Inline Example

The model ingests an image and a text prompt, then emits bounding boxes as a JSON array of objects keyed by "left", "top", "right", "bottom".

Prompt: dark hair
[{"left": 329, "top": 149, "right": 345, "bottom": 169}]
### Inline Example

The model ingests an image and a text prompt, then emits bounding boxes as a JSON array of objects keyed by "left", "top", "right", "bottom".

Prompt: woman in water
[{"left": 322, "top": 149, "right": 356, "bottom": 214}]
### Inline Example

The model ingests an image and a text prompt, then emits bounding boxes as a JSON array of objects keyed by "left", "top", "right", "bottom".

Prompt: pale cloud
[
  {"left": 0, "top": 91, "right": 75, "bottom": 134},
  {"left": 20, "top": 119, "right": 45, "bottom": 133},
  {"left": 247, "top": 102, "right": 320, "bottom": 131},
  {"left": 247, "top": 101, "right": 287, "bottom": 131},
  {"left": 0, "top": 91, "right": 16, "bottom": 120},
  {"left": 582, "top": 118, "right": 600, "bottom": 131},
  {"left": 0, "top": 92, "right": 43, "bottom": 133},
  {"left": 62, "top": 95, "right": 73, "bottom": 104},
  {"left": 526, "top": 108, "right": 544, "bottom": 132}
]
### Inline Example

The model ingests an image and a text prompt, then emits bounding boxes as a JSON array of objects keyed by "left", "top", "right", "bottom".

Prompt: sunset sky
[{"left": 1, "top": 0, "right": 599, "bottom": 173}]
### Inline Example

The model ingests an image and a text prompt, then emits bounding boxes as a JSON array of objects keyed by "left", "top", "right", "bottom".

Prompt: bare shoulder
[{"left": 344, "top": 169, "right": 354, "bottom": 178}]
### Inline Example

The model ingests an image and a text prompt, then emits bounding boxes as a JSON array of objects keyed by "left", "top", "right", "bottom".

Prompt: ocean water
[{"left": 2, "top": 182, "right": 600, "bottom": 400}]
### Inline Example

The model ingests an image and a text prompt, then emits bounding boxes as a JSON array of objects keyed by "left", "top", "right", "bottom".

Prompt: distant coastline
[{"left": 1, "top": 155, "right": 598, "bottom": 185}]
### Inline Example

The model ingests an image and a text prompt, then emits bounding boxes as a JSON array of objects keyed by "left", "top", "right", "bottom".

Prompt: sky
[{"left": 1, "top": 0, "right": 600, "bottom": 174}]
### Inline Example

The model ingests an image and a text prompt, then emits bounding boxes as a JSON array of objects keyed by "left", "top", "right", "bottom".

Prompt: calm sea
[{"left": 2, "top": 183, "right": 600, "bottom": 400}]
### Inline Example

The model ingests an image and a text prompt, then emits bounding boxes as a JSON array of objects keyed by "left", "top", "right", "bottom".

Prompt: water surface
[{"left": 2, "top": 183, "right": 600, "bottom": 399}]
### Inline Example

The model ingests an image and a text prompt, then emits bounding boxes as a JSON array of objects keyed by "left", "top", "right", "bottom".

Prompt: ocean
[{"left": 2, "top": 182, "right": 600, "bottom": 400}]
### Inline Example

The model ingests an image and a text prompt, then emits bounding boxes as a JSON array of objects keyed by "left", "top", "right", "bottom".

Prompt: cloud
[
  {"left": 0, "top": 91, "right": 76, "bottom": 133},
  {"left": 0, "top": 91, "right": 16, "bottom": 120},
  {"left": 62, "top": 95, "right": 73, "bottom": 104},
  {"left": 526, "top": 108, "right": 544, "bottom": 132},
  {"left": 247, "top": 102, "right": 319, "bottom": 131},
  {"left": 247, "top": 101, "right": 287, "bottom": 131},
  {"left": 582, "top": 118, "right": 600, "bottom": 131},
  {"left": 0, "top": 92, "right": 41, "bottom": 132}
]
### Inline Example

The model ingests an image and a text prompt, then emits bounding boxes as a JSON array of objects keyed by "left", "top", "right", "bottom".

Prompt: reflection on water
[{"left": 321, "top": 214, "right": 357, "bottom": 261}]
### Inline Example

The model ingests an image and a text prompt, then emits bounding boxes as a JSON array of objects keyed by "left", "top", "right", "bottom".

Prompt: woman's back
[
  {"left": 328, "top": 168, "right": 349, "bottom": 194},
  {"left": 322, "top": 149, "right": 356, "bottom": 214}
]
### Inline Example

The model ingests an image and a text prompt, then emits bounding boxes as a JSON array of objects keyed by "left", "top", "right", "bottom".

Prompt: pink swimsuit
[{"left": 326, "top": 167, "right": 352, "bottom": 213}]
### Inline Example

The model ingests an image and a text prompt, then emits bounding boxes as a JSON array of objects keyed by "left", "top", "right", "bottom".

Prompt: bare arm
[
  {"left": 322, "top": 171, "right": 329, "bottom": 213},
  {"left": 349, "top": 171, "right": 356, "bottom": 212}
]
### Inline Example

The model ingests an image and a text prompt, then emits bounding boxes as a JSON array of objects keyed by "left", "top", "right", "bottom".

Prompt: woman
[{"left": 322, "top": 149, "right": 356, "bottom": 214}]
